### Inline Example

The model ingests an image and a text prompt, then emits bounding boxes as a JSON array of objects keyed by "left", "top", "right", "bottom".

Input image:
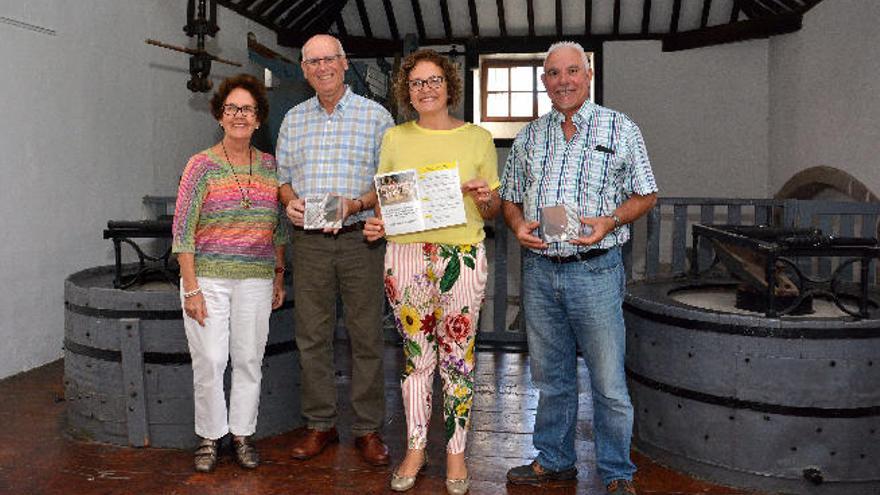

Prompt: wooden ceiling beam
[
  {"left": 467, "top": 0, "right": 480, "bottom": 37},
  {"left": 754, "top": 0, "right": 784, "bottom": 15},
  {"left": 216, "top": 0, "right": 280, "bottom": 30},
  {"left": 669, "top": 0, "right": 682, "bottom": 33},
  {"left": 613, "top": 0, "right": 621, "bottom": 35},
  {"left": 278, "top": 0, "right": 319, "bottom": 29},
  {"left": 410, "top": 0, "right": 426, "bottom": 40},
  {"left": 439, "top": 0, "right": 452, "bottom": 39},
  {"left": 253, "top": 0, "right": 284, "bottom": 17},
  {"left": 238, "top": 0, "right": 261, "bottom": 10},
  {"left": 496, "top": 0, "right": 507, "bottom": 37},
  {"left": 335, "top": 11, "right": 348, "bottom": 37},
  {"left": 730, "top": 0, "right": 742, "bottom": 22},
  {"left": 354, "top": 0, "right": 372, "bottom": 38},
  {"left": 296, "top": 0, "right": 345, "bottom": 33},
  {"left": 584, "top": 0, "right": 592, "bottom": 35},
  {"left": 526, "top": 0, "right": 535, "bottom": 37},
  {"left": 663, "top": 11, "right": 801, "bottom": 51},
  {"left": 772, "top": 0, "right": 803, "bottom": 11},
  {"left": 700, "top": 0, "right": 712, "bottom": 28},
  {"left": 555, "top": 0, "right": 563, "bottom": 37},
  {"left": 641, "top": 0, "right": 652, "bottom": 34},
  {"left": 382, "top": 0, "right": 400, "bottom": 40}
]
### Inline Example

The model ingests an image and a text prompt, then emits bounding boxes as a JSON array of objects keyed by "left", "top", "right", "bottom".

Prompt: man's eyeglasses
[
  {"left": 303, "top": 54, "right": 344, "bottom": 67},
  {"left": 407, "top": 75, "right": 445, "bottom": 91},
  {"left": 222, "top": 104, "right": 258, "bottom": 117}
]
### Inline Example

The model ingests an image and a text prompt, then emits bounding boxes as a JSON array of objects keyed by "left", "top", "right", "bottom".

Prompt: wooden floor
[{"left": 0, "top": 343, "right": 759, "bottom": 495}]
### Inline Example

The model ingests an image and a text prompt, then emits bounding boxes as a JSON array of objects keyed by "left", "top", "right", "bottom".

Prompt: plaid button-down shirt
[
  {"left": 500, "top": 100, "right": 658, "bottom": 256},
  {"left": 276, "top": 87, "right": 394, "bottom": 225}
]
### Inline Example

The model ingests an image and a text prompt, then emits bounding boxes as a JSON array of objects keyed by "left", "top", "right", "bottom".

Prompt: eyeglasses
[
  {"left": 302, "top": 54, "right": 343, "bottom": 67},
  {"left": 407, "top": 75, "right": 445, "bottom": 91},
  {"left": 222, "top": 104, "right": 257, "bottom": 117}
]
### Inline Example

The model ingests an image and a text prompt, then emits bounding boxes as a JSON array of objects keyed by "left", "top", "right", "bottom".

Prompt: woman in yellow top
[{"left": 364, "top": 49, "right": 500, "bottom": 495}]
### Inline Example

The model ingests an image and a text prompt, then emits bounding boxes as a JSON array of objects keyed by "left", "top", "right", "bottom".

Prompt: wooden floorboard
[{"left": 0, "top": 344, "right": 758, "bottom": 494}]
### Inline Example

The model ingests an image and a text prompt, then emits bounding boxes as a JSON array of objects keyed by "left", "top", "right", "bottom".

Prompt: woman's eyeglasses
[
  {"left": 222, "top": 104, "right": 258, "bottom": 117},
  {"left": 407, "top": 75, "right": 445, "bottom": 91}
]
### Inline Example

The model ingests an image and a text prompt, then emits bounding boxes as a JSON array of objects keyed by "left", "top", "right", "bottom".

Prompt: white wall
[
  {"left": 768, "top": 0, "right": 880, "bottom": 197},
  {"left": 603, "top": 40, "right": 770, "bottom": 198},
  {"left": 0, "top": 1, "right": 288, "bottom": 379}
]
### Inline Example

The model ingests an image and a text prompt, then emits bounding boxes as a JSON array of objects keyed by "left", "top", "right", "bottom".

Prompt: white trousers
[{"left": 181, "top": 277, "right": 273, "bottom": 440}]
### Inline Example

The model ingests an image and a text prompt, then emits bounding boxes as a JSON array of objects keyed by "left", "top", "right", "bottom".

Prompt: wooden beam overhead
[
  {"left": 700, "top": 0, "right": 712, "bottom": 28},
  {"left": 641, "top": 0, "right": 652, "bottom": 34},
  {"left": 730, "top": 0, "right": 741, "bottom": 22},
  {"left": 467, "top": 0, "right": 480, "bottom": 37},
  {"left": 254, "top": 0, "right": 286, "bottom": 17},
  {"left": 335, "top": 11, "right": 348, "bottom": 37},
  {"left": 496, "top": 0, "right": 507, "bottom": 37},
  {"left": 555, "top": 0, "right": 563, "bottom": 37},
  {"left": 584, "top": 0, "right": 592, "bottom": 35},
  {"left": 216, "top": 0, "right": 279, "bottom": 31},
  {"left": 439, "top": 0, "right": 452, "bottom": 39},
  {"left": 526, "top": 0, "right": 535, "bottom": 38},
  {"left": 772, "top": 0, "right": 803, "bottom": 11},
  {"left": 296, "top": 0, "right": 343, "bottom": 33},
  {"left": 381, "top": 0, "right": 400, "bottom": 40},
  {"left": 278, "top": 0, "right": 318, "bottom": 29},
  {"left": 670, "top": 0, "right": 682, "bottom": 33},
  {"left": 410, "top": 0, "right": 426, "bottom": 40},
  {"left": 354, "top": 0, "right": 372, "bottom": 38},
  {"left": 613, "top": 0, "right": 621, "bottom": 35},
  {"left": 239, "top": 0, "right": 261, "bottom": 10},
  {"left": 663, "top": 12, "right": 801, "bottom": 51}
]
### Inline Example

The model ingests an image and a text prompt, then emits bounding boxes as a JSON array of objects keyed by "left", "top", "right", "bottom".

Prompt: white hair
[
  {"left": 301, "top": 34, "right": 346, "bottom": 61},
  {"left": 545, "top": 41, "right": 591, "bottom": 69}
]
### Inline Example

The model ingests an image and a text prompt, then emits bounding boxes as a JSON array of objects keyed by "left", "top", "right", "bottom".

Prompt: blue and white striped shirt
[
  {"left": 276, "top": 87, "right": 394, "bottom": 225},
  {"left": 500, "top": 100, "right": 658, "bottom": 256}
]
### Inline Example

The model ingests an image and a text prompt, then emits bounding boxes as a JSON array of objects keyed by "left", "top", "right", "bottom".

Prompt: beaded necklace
[{"left": 220, "top": 140, "right": 253, "bottom": 209}]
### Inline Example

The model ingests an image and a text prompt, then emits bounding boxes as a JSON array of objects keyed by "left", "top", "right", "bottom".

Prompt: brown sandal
[{"left": 194, "top": 437, "right": 218, "bottom": 472}]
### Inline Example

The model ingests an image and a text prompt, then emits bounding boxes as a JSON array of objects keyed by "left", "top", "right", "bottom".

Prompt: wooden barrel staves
[
  {"left": 64, "top": 265, "right": 300, "bottom": 448},
  {"left": 624, "top": 280, "right": 880, "bottom": 495}
]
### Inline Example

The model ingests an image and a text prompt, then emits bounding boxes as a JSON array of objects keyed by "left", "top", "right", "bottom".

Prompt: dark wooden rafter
[
  {"left": 381, "top": 0, "right": 400, "bottom": 40},
  {"left": 749, "top": 0, "right": 780, "bottom": 16},
  {"left": 410, "top": 0, "right": 426, "bottom": 40},
  {"left": 334, "top": 11, "right": 347, "bottom": 37},
  {"left": 641, "top": 0, "right": 652, "bottom": 34},
  {"left": 467, "top": 0, "right": 480, "bottom": 37},
  {"left": 700, "top": 0, "right": 712, "bottom": 28},
  {"left": 215, "top": 0, "right": 278, "bottom": 31},
  {"left": 439, "top": 0, "right": 452, "bottom": 39},
  {"left": 496, "top": 0, "right": 507, "bottom": 37},
  {"left": 297, "top": 0, "right": 346, "bottom": 33},
  {"left": 256, "top": 0, "right": 290, "bottom": 18},
  {"left": 584, "top": 0, "right": 592, "bottom": 35},
  {"left": 664, "top": 11, "right": 801, "bottom": 51},
  {"left": 279, "top": 0, "right": 319, "bottom": 29},
  {"left": 238, "top": 0, "right": 260, "bottom": 10},
  {"left": 613, "top": 0, "right": 621, "bottom": 35},
  {"left": 772, "top": 0, "right": 804, "bottom": 10},
  {"left": 759, "top": 0, "right": 787, "bottom": 14},
  {"left": 730, "top": 0, "right": 742, "bottom": 22},
  {"left": 526, "top": 0, "right": 535, "bottom": 37},
  {"left": 555, "top": 0, "right": 563, "bottom": 37},
  {"left": 354, "top": 0, "right": 372, "bottom": 38},
  {"left": 669, "top": 0, "right": 682, "bottom": 33}
]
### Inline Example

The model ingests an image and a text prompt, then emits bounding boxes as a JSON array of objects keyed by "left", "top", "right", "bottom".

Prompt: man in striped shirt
[
  {"left": 277, "top": 34, "right": 394, "bottom": 467},
  {"left": 501, "top": 41, "right": 658, "bottom": 495}
]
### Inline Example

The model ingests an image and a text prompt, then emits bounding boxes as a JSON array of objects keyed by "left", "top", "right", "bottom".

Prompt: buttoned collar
[{"left": 548, "top": 99, "right": 596, "bottom": 126}]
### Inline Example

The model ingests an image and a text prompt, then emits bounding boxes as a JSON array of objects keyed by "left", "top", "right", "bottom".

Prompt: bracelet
[
  {"left": 183, "top": 287, "right": 202, "bottom": 299},
  {"left": 274, "top": 266, "right": 286, "bottom": 274},
  {"left": 353, "top": 198, "right": 364, "bottom": 212}
]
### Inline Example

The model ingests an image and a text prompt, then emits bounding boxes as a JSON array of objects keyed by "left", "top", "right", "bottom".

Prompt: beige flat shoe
[
  {"left": 389, "top": 453, "right": 428, "bottom": 492},
  {"left": 445, "top": 476, "right": 470, "bottom": 495}
]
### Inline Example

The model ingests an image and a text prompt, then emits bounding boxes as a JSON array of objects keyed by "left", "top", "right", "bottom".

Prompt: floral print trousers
[{"left": 384, "top": 241, "right": 488, "bottom": 454}]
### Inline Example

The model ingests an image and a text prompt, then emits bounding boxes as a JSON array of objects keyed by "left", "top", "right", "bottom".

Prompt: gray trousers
[{"left": 290, "top": 228, "right": 386, "bottom": 435}]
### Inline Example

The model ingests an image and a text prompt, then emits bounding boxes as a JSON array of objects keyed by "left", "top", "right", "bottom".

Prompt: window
[{"left": 480, "top": 60, "right": 549, "bottom": 122}]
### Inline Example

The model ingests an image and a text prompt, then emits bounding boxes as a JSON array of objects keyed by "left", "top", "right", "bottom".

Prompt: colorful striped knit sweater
[{"left": 172, "top": 148, "right": 288, "bottom": 279}]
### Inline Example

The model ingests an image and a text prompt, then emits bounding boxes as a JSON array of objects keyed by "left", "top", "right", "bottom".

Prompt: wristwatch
[{"left": 610, "top": 213, "right": 622, "bottom": 229}]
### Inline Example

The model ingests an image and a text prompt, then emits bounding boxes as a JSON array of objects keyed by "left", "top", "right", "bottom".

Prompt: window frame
[{"left": 479, "top": 59, "right": 546, "bottom": 123}]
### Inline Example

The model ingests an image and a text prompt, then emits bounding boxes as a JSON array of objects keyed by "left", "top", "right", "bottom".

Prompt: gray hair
[
  {"left": 545, "top": 41, "right": 591, "bottom": 69},
  {"left": 301, "top": 34, "right": 346, "bottom": 61}
]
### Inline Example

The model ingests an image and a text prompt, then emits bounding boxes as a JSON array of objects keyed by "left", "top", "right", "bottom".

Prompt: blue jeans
[{"left": 522, "top": 247, "right": 635, "bottom": 484}]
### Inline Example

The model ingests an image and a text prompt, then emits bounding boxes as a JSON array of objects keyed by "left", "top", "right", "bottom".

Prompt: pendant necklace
[{"left": 221, "top": 140, "right": 253, "bottom": 209}]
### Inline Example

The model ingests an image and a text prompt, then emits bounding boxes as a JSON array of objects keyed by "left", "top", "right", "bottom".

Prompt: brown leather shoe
[
  {"left": 291, "top": 427, "right": 339, "bottom": 460},
  {"left": 354, "top": 432, "right": 390, "bottom": 466}
]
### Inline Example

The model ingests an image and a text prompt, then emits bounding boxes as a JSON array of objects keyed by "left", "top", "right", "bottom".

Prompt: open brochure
[{"left": 374, "top": 161, "right": 466, "bottom": 236}]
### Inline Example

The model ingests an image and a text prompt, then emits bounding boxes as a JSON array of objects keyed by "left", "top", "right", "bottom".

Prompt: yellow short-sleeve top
[{"left": 377, "top": 121, "right": 500, "bottom": 245}]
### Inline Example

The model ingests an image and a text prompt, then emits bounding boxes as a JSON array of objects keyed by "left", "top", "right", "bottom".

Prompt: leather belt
[
  {"left": 542, "top": 248, "right": 608, "bottom": 263},
  {"left": 301, "top": 221, "right": 365, "bottom": 235}
]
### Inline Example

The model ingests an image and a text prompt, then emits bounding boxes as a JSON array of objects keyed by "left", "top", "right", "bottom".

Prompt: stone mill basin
[
  {"left": 64, "top": 264, "right": 300, "bottom": 449},
  {"left": 623, "top": 278, "right": 880, "bottom": 495}
]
